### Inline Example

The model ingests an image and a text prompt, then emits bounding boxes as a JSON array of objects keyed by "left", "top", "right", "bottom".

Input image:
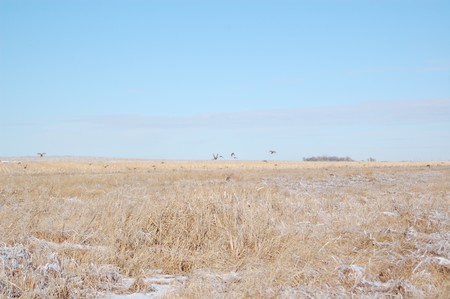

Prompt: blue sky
[{"left": 1, "top": 0, "right": 449, "bottom": 161}]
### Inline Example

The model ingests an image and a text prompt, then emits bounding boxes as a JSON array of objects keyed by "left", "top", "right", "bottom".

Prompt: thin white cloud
[{"left": 71, "top": 98, "right": 450, "bottom": 130}]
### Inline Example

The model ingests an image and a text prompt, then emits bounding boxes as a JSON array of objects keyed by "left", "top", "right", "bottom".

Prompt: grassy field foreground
[{"left": 0, "top": 159, "right": 449, "bottom": 298}]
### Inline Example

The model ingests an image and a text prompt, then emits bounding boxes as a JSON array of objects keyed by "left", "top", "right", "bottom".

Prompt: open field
[{"left": 1, "top": 158, "right": 449, "bottom": 298}]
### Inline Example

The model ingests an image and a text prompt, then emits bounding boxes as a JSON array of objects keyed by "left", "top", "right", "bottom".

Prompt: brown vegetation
[{"left": 1, "top": 159, "right": 449, "bottom": 298}]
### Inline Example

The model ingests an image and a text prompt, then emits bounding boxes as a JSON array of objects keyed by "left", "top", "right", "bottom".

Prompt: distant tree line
[{"left": 303, "top": 155, "right": 353, "bottom": 162}]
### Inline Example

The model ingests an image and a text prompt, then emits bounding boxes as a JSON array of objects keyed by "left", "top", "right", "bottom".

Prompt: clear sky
[{"left": 1, "top": 0, "right": 449, "bottom": 161}]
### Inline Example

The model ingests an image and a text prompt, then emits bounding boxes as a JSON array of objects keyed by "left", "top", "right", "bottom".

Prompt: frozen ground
[{"left": 1, "top": 160, "right": 449, "bottom": 298}]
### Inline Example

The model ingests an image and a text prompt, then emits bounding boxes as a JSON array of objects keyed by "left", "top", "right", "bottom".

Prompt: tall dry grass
[{"left": 0, "top": 159, "right": 449, "bottom": 298}]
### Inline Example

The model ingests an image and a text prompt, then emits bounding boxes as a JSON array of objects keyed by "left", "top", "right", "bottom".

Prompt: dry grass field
[{"left": 1, "top": 158, "right": 449, "bottom": 298}]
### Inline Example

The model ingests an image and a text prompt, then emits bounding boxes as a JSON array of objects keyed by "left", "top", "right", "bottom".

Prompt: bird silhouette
[
  {"left": 269, "top": 150, "right": 276, "bottom": 154},
  {"left": 37, "top": 153, "right": 46, "bottom": 157}
]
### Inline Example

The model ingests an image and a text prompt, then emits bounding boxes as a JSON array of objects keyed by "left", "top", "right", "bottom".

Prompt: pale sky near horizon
[{"left": 1, "top": 0, "right": 449, "bottom": 161}]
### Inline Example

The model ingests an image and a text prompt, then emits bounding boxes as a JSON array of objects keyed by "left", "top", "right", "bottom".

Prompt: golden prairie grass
[{"left": 0, "top": 159, "right": 449, "bottom": 298}]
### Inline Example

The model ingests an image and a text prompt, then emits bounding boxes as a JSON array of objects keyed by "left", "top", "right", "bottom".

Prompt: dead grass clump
[{"left": 102, "top": 186, "right": 292, "bottom": 275}]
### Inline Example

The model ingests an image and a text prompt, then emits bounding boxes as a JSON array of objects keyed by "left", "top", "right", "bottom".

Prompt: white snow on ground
[
  {"left": 106, "top": 293, "right": 150, "bottom": 299},
  {"left": 104, "top": 273, "right": 187, "bottom": 299},
  {"left": 62, "top": 197, "right": 83, "bottom": 203},
  {"left": 108, "top": 294, "right": 153, "bottom": 299}
]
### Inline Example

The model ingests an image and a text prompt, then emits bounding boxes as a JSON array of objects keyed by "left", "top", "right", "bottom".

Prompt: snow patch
[{"left": 105, "top": 272, "right": 187, "bottom": 299}]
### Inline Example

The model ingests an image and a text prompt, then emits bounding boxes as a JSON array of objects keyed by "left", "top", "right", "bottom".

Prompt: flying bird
[
  {"left": 269, "top": 150, "right": 277, "bottom": 154},
  {"left": 37, "top": 153, "right": 46, "bottom": 157}
]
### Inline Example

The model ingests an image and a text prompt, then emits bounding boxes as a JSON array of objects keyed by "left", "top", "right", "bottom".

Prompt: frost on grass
[
  {"left": 0, "top": 242, "right": 122, "bottom": 298},
  {"left": 0, "top": 240, "right": 186, "bottom": 299},
  {"left": 0, "top": 244, "right": 31, "bottom": 297}
]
